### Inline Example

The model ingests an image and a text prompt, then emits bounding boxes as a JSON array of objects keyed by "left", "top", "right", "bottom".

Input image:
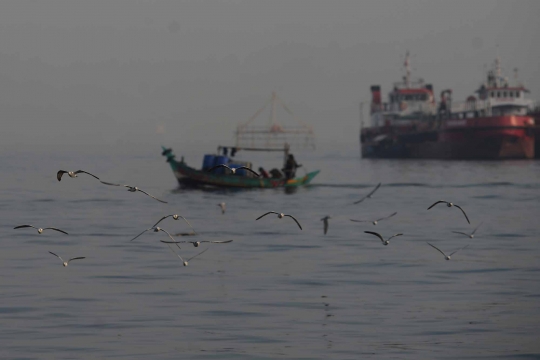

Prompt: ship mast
[{"left": 404, "top": 51, "right": 411, "bottom": 88}]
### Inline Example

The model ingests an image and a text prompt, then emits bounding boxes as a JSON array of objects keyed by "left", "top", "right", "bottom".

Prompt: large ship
[{"left": 360, "top": 53, "right": 536, "bottom": 159}]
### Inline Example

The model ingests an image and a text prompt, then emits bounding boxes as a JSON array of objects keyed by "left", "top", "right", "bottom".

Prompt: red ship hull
[{"left": 361, "top": 115, "right": 535, "bottom": 159}]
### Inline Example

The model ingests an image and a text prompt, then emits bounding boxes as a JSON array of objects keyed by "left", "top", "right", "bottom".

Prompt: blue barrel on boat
[
  {"left": 228, "top": 163, "right": 246, "bottom": 176},
  {"left": 202, "top": 154, "right": 215, "bottom": 170},
  {"left": 213, "top": 156, "right": 229, "bottom": 174}
]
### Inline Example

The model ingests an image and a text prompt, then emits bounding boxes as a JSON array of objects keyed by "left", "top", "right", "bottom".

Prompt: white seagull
[
  {"left": 207, "top": 164, "right": 260, "bottom": 177},
  {"left": 364, "top": 231, "right": 403, "bottom": 246},
  {"left": 57, "top": 170, "right": 100, "bottom": 182},
  {"left": 218, "top": 202, "right": 226, "bottom": 214},
  {"left": 130, "top": 215, "right": 194, "bottom": 242},
  {"left": 321, "top": 216, "right": 331, "bottom": 235},
  {"left": 350, "top": 212, "right": 397, "bottom": 225},
  {"left": 172, "top": 248, "right": 210, "bottom": 267},
  {"left": 427, "top": 242, "right": 469, "bottom": 261},
  {"left": 100, "top": 181, "right": 167, "bottom": 203},
  {"left": 256, "top": 212, "right": 302, "bottom": 230},
  {"left": 14, "top": 225, "right": 68, "bottom": 235},
  {"left": 452, "top": 222, "right": 483, "bottom": 239},
  {"left": 160, "top": 239, "right": 233, "bottom": 247},
  {"left": 354, "top": 182, "right": 382, "bottom": 204},
  {"left": 427, "top": 200, "right": 470, "bottom": 224},
  {"left": 49, "top": 251, "right": 85, "bottom": 267}
]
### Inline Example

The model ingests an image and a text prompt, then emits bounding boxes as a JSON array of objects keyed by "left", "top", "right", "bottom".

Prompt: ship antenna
[{"left": 404, "top": 51, "right": 411, "bottom": 88}]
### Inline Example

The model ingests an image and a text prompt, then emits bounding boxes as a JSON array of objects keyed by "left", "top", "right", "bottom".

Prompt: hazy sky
[{"left": 1, "top": 0, "right": 539, "bottom": 148}]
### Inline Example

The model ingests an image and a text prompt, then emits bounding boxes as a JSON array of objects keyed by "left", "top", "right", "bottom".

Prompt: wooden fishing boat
[{"left": 161, "top": 145, "right": 320, "bottom": 188}]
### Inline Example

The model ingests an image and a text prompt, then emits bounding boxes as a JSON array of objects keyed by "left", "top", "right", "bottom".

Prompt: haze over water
[{"left": 1, "top": 143, "right": 539, "bottom": 359}]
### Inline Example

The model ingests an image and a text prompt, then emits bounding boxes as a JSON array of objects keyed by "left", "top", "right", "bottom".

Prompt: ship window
[
  {"left": 509, "top": 91, "right": 513, "bottom": 97},
  {"left": 515, "top": 91, "right": 520, "bottom": 98},
  {"left": 503, "top": 91, "right": 507, "bottom": 97},
  {"left": 490, "top": 92, "right": 494, "bottom": 98},
  {"left": 497, "top": 91, "right": 500, "bottom": 97}
]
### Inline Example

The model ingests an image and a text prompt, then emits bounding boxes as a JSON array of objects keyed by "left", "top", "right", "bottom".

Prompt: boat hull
[{"left": 361, "top": 115, "right": 535, "bottom": 160}]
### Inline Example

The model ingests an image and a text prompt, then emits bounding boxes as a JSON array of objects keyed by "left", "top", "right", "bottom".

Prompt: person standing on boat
[{"left": 283, "top": 154, "right": 302, "bottom": 180}]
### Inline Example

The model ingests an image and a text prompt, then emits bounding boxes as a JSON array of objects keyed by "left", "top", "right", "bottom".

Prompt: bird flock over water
[{"left": 14, "top": 170, "right": 479, "bottom": 268}]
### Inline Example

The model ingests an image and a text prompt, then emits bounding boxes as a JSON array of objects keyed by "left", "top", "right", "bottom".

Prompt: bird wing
[
  {"left": 284, "top": 214, "right": 303, "bottom": 230},
  {"left": 238, "top": 167, "right": 260, "bottom": 177},
  {"left": 454, "top": 205, "right": 470, "bottom": 224},
  {"left": 130, "top": 228, "right": 150, "bottom": 242},
  {"left": 350, "top": 219, "right": 368, "bottom": 223},
  {"left": 207, "top": 164, "right": 230, "bottom": 173},
  {"left": 151, "top": 215, "right": 172, "bottom": 228},
  {"left": 471, "top": 222, "right": 483, "bottom": 235},
  {"left": 187, "top": 247, "right": 210, "bottom": 262},
  {"left": 44, "top": 227, "right": 69, "bottom": 235},
  {"left": 57, "top": 170, "right": 68, "bottom": 181},
  {"left": 451, "top": 231, "right": 469, "bottom": 237},
  {"left": 162, "top": 242, "right": 185, "bottom": 262},
  {"left": 256, "top": 211, "right": 279, "bottom": 220},
  {"left": 427, "top": 242, "right": 447, "bottom": 258},
  {"left": 449, "top": 244, "right": 469, "bottom": 257},
  {"left": 388, "top": 233, "right": 403, "bottom": 241},
  {"left": 14, "top": 225, "right": 37, "bottom": 230},
  {"left": 48, "top": 251, "right": 63, "bottom": 262},
  {"left": 159, "top": 228, "right": 181, "bottom": 249},
  {"left": 364, "top": 231, "right": 385, "bottom": 243},
  {"left": 210, "top": 240, "right": 233, "bottom": 244},
  {"left": 160, "top": 240, "right": 187, "bottom": 244},
  {"left": 100, "top": 181, "right": 122, "bottom": 186},
  {"left": 74, "top": 170, "right": 100, "bottom": 180},
  {"left": 427, "top": 200, "right": 447, "bottom": 210},
  {"left": 67, "top": 257, "right": 86, "bottom": 263},
  {"left": 377, "top": 212, "right": 397, "bottom": 222},
  {"left": 353, "top": 182, "right": 381, "bottom": 204},
  {"left": 136, "top": 189, "right": 168, "bottom": 203}
]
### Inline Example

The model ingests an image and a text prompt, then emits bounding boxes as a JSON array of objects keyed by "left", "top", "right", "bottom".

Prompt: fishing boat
[
  {"left": 360, "top": 53, "right": 536, "bottom": 159},
  {"left": 161, "top": 145, "right": 320, "bottom": 188}
]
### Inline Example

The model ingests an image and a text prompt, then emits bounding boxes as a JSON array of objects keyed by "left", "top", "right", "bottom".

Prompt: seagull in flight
[
  {"left": 354, "top": 182, "right": 381, "bottom": 204},
  {"left": 49, "top": 251, "right": 85, "bottom": 267},
  {"left": 427, "top": 201, "right": 470, "bottom": 224},
  {"left": 321, "top": 216, "right": 331, "bottom": 235},
  {"left": 100, "top": 181, "right": 167, "bottom": 203},
  {"left": 57, "top": 170, "right": 100, "bottom": 182},
  {"left": 427, "top": 242, "right": 469, "bottom": 261},
  {"left": 452, "top": 222, "right": 483, "bottom": 239},
  {"left": 256, "top": 212, "right": 302, "bottom": 230},
  {"left": 130, "top": 215, "right": 194, "bottom": 242},
  {"left": 14, "top": 225, "right": 68, "bottom": 235},
  {"left": 207, "top": 164, "right": 260, "bottom": 177},
  {"left": 170, "top": 247, "right": 210, "bottom": 266},
  {"left": 218, "top": 202, "right": 226, "bottom": 214},
  {"left": 364, "top": 231, "right": 403, "bottom": 246},
  {"left": 350, "top": 212, "right": 397, "bottom": 225},
  {"left": 160, "top": 239, "right": 233, "bottom": 247}
]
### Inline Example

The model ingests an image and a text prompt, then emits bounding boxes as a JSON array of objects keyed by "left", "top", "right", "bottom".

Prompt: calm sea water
[{"left": 1, "top": 143, "right": 539, "bottom": 359}]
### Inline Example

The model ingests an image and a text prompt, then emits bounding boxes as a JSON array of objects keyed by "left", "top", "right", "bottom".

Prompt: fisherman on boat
[{"left": 283, "top": 154, "right": 302, "bottom": 180}]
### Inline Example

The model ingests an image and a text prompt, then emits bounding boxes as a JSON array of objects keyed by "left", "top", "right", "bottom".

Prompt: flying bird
[
  {"left": 350, "top": 212, "right": 397, "bottom": 225},
  {"left": 427, "top": 242, "right": 469, "bottom": 261},
  {"left": 218, "top": 202, "right": 226, "bottom": 214},
  {"left": 100, "top": 181, "right": 167, "bottom": 203},
  {"left": 427, "top": 201, "right": 470, "bottom": 224},
  {"left": 14, "top": 225, "right": 68, "bottom": 235},
  {"left": 364, "top": 231, "right": 403, "bottom": 246},
  {"left": 49, "top": 251, "right": 85, "bottom": 267},
  {"left": 160, "top": 239, "right": 233, "bottom": 247},
  {"left": 321, "top": 216, "right": 331, "bottom": 235},
  {"left": 452, "top": 222, "right": 483, "bottom": 239},
  {"left": 172, "top": 248, "right": 210, "bottom": 267},
  {"left": 354, "top": 182, "right": 382, "bottom": 204},
  {"left": 57, "top": 170, "right": 100, "bottom": 182},
  {"left": 256, "top": 212, "right": 302, "bottom": 230},
  {"left": 130, "top": 215, "right": 194, "bottom": 242},
  {"left": 207, "top": 164, "right": 260, "bottom": 177}
]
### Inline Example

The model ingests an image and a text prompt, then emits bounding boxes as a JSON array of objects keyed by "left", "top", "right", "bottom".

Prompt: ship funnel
[
  {"left": 425, "top": 84, "right": 433, "bottom": 92},
  {"left": 370, "top": 85, "right": 381, "bottom": 114}
]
